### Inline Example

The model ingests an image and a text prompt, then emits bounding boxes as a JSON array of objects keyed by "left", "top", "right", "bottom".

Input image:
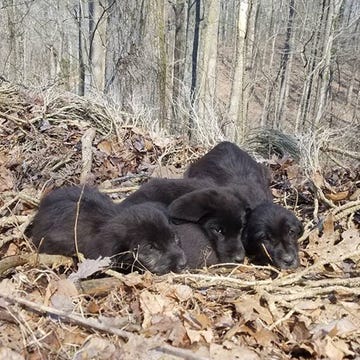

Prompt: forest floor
[{"left": 0, "top": 84, "right": 360, "bottom": 360}]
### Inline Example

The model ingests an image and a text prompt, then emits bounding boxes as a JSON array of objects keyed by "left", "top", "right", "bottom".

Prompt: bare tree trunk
[
  {"left": 274, "top": 0, "right": 295, "bottom": 129},
  {"left": 195, "top": 0, "right": 220, "bottom": 133},
  {"left": 313, "top": 0, "right": 344, "bottom": 130},
  {"left": 295, "top": 0, "right": 327, "bottom": 132},
  {"left": 226, "top": 0, "right": 249, "bottom": 142},
  {"left": 171, "top": 0, "right": 187, "bottom": 133},
  {"left": 156, "top": 0, "right": 168, "bottom": 129},
  {"left": 76, "top": 1, "right": 85, "bottom": 96},
  {"left": 88, "top": 1, "right": 107, "bottom": 92}
]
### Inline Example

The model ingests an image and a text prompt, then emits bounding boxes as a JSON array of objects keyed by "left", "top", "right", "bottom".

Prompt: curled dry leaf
[
  {"left": 97, "top": 140, "right": 112, "bottom": 155},
  {"left": 311, "top": 317, "right": 357, "bottom": 338},
  {"left": 139, "top": 290, "right": 177, "bottom": 329},
  {"left": 74, "top": 336, "right": 117, "bottom": 360},
  {"left": 326, "top": 190, "right": 349, "bottom": 202},
  {"left": 0, "top": 347, "right": 24, "bottom": 360},
  {"left": 68, "top": 257, "right": 111, "bottom": 282}
]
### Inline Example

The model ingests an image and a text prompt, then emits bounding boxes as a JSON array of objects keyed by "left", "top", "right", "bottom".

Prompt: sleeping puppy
[
  {"left": 242, "top": 203, "right": 303, "bottom": 268},
  {"left": 28, "top": 186, "right": 186, "bottom": 275},
  {"left": 186, "top": 141, "right": 303, "bottom": 269},
  {"left": 120, "top": 178, "right": 249, "bottom": 264}
]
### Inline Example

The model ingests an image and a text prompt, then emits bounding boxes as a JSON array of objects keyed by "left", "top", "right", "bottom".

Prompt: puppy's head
[
  {"left": 243, "top": 203, "right": 303, "bottom": 269},
  {"left": 169, "top": 187, "right": 248, "bottom": 264},
  {"left": 112, "top": 204, "right": 187, "bottom": 275}
]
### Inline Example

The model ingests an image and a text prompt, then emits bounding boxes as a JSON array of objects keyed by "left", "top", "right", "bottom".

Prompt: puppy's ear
[{"left": 169, "top": 188, "right": 222, "bottom": 222}]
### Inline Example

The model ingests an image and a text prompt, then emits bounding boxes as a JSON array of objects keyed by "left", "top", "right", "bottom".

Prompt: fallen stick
[
  {"left": 80, "top": 128, "right": 96, "bottom": 184},
  {"left": 0, "top": 254, "right": 73, "bottom": 276}
]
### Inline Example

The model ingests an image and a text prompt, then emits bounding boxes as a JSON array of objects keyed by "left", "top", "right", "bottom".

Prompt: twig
[
  {"left": 0, "top": 195, "right": 19, "bottom": 214},
  {"left": 80, "top": 128, "right": 96, "bottom": 184},
  {"left": 74, "top": 185, "right": 86, "bottom": 260},
  {"left": 0, "top": 215, "right": 29, "bottom": 228},
  {"left": 324, "top": 146, "right": 360, "bottom": 161},
  {"left": 0, "top": 254, "right": 73, "bottom": 276}
]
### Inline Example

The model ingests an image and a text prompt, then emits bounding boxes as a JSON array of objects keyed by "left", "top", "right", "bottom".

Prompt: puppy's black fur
[
  {"left": 186, "top": 141, "right": 272, "bottom": 206},
  {"left": 186, "top": 141, "right": 303, "bottom": 269},
  {"left": 120, "top": 178, "right": 248, "bottom": 264},
  {"left": 29, "top": 186, "right": 186, "bottom": 275},
  {"left": 173, "top": 223, "right": 219, "bottom": 268}
]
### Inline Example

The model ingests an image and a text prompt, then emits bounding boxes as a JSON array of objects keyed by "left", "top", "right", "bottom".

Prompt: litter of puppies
[{"left": 27, "top": 142, "right": 304, "bottom": 272}]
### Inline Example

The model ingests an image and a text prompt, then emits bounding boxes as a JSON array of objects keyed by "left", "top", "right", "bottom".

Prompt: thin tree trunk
[
  {"left": 274, "top": 0, "right": 295, "bottom": 129},
  {"left": 171, "top": 0, "right": 187, "bottom": 133},
  {"left": 226, "top": 0, "right": 249, "bottom": 142},
  {"left": 77, "top": 1, "right": 85, "bottom": 96},
  {"left": 196, "top": 0, "right": 220, "bottom": 127},
  {"left": 313, "top": 0, "right": 344, "bottom": 130}
]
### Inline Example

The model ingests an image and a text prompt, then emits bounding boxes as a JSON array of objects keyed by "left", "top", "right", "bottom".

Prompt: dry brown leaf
[
  {"left": 323, "top": 213, "right": 335, "bottom": 237},
  {"left": 169, "top": 284, "right": 193, "bottom": 302},
  {"left": 311, "top": 317, "right": 357, "bottom": 338},
  {"left": 290, "top": 319, "right": 311, "bottom": 342},
  {"left": 139, "top": 290, "right": 176, "bottom": 329},
  {"left": 74, "top": 336, "right": 117, "bottom": 360},
  {"left": 0, "top": 165, "right": 14, "bottom": 192},
  {"left": 312, "top": 171, "right": 325, "bottom": 188},
  {"left": 53, "top": 279, "right": 78, "bottom": 297},
  {"left": 252, "top": 328, "right": 277, "bottom": 347},
  {"left": 0, "top": 347, "right": 24, "bottom": 360},
  {"left": 68, "top": 257, "right": 111, "bottom": 281},
  {"left": 349, "top": 188, "right": 360, "bottom": 200},
  {"left": 185, "top": 326, "right": 214, "bottom": 344},
  {"left": 50, "top": 293, "right": 74, "bottom": 312},
  {"left": 326, "top": 190, "right": 349, "bottom": 201},
  {"left": 97, "top": 140, "right": 112, "bottom": 155},
  {"left": 233, "top": 294, "right": 273, "bottom": 324},
  {"left": 314, "top": 336, "right": 345, "bottom": 360}
]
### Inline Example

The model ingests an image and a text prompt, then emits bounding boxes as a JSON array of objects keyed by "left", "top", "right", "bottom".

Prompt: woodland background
[{"left": 0, "top": 0, "right": 359, "bottom": 156}]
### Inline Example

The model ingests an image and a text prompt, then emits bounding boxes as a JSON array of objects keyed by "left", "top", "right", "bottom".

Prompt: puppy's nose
[
  {"left": 233, "top": 253, "right": 245, "bottom": 263},
  {"left": 281, "top": 254, "right": 298, "bottom": 268},
  {"left": 176, "top": 253, "right": 187, "bottom": 271}
]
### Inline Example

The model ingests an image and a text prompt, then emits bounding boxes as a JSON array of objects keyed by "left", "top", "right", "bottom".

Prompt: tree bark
[{"left": 226, "top": 0, "right": 249, "bottom": 142}]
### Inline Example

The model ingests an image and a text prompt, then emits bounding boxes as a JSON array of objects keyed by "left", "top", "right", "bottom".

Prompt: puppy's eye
[
  {"left": 211, "top": 225, "right": 223, "bottom": 234},
  {"left": 289, "top": 229, "right": 296, "bottom": 236},
  {"left": 149, "top": 243, "right": 160, "bottom": 251}
]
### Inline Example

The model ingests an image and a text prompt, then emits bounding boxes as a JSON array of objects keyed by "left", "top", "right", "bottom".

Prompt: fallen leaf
[
  {"left": 326, "top": 191, "right": 349, "bottom": 201},
  {"left": 253, "top": 328, "right": 277, "bottom": 347},
  {"left": 68, "top": 257, "right": 111, "bottom": 282},
  {"left": 73, "top": 336, "right": 117, "bottom": 360},
  {"left": 349, "top": 188, "right": 360, "bottom": 200},
  {"left": 97, "top": 140, "right": 112, "bottom": 155},
  {"left": 0, "top": 347, "right": 24, "bottom": 360},
  {"left": 51, "top": 294, "right": 74, "bottom": 312},
  {"left": 311, "top": 317, "right": 357, "bottom": 338},
  {"left": 323, "top": 213, "right": 335, "bottom": 237},
  {"left": 139, "top": 290, "right": 176, "bottom": 329},
  {"left": 314, "top": 336, "right": 344, "bottom": 360}
]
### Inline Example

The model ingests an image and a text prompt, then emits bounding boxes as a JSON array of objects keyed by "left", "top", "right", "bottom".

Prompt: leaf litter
[{"left": 0, "top": 84, "right": 359, "bottom": 359}]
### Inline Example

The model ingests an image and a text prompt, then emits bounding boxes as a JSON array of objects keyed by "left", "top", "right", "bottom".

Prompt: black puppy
[
  {"left": 120, "top": 178, "right": 249, "bottom": 264},
  {"left": 186, "top": 141, "right": 303, "bottom": 269},
  {"left": 29, "top": 186, "right": 186, "bottom": 275}
]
